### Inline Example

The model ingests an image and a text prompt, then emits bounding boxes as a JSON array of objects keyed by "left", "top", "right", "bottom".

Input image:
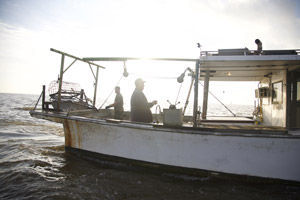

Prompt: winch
[{"left": 163, "top": 101, "right": 183, "bottom": 127}]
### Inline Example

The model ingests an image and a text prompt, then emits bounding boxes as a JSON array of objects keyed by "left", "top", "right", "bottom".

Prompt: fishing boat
[{"left": 30, "top": 45, "right": 300, "bottom": 182}]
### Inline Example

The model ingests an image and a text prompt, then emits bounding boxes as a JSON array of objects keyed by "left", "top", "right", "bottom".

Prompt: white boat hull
[{"left": 62, "top": 116, "right": 300, "bottom": 182}]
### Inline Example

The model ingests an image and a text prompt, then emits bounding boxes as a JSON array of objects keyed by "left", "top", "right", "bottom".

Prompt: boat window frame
[
  {"left": 297, "top": 78, "right": 300, "bottom": 102},
  {"left": 272, "top": 81, "right": 283, "bottom": 104}
]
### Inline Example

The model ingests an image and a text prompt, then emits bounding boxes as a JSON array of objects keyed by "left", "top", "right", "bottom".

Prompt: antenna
[{"left": 197, "top": 43, "right": 202, "bottom": 58}]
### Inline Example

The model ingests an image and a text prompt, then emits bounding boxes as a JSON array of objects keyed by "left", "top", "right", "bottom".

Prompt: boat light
[
  {"left": 177, "top": 73, "right": 185, "bottom": 83},
  {"left": 123, "top": 61, "right": 129, "bottom": 77},
  {"left": 177, "top": 67, "right": 193, "bottom": 83}
]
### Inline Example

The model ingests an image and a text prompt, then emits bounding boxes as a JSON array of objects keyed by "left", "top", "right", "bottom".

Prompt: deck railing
[{"left": 201, "top": 49, "right": 300, "bottom": 57}]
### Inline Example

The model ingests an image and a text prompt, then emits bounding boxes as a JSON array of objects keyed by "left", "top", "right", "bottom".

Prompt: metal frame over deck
[
  {"left": 46, "top": 48, "right": 300, "bottom": 128},
  {"left": 83, "top": 56, "right": 201, "bottom": 127},
  {"left": 50, "top": 48, "right": 105, "bottom": 110}
]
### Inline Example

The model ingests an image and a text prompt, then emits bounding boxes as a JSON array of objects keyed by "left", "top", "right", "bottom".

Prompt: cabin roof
[
  {"left": 83, "top": 49, "right": 300, "bottom": 82},
  {"left": 199, "top": 50, "right": 300, "bottom": 81}
]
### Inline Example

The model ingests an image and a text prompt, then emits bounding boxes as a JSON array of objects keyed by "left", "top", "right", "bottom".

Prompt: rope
[
  {"left": 33, "top": 91, "right": 43, "bottom": 110},
  {"left": 198, "top": 81, "right": 236, "bottom": 117},
  {"left": 129, "top": 73, "right": 177, "bottom": 80},
  {"left": 99, "top": 74, "right": 123, "bottom": 109},
  {"left": 175, "top": 82, "right": 183, "bottom": 104},
  {"left": 8, "top": 95, "right": 43, "bottom": 119}
]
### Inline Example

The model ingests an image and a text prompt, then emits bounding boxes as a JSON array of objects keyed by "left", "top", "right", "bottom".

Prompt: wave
[
  {"left": 0, "top": 121, "right": 64, "bottom": 136},
  {"left": 13, "top": 107, "right": 42, "bottom": 111},
  {"left": 0, "top": 164, "right": 65, "bottom": 199}
]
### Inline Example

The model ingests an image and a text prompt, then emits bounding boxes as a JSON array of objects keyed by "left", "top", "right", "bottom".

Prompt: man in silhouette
[
  {"left": 106, "top": 86, "right": 124, "bottom": 119},
  {"left": 130, "top": 78, "right": 157, "bottom": 123}
]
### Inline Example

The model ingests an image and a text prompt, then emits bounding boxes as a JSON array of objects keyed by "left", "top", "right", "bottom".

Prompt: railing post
[
  {"left": 193, "top": 60, "right": 200, "bottom": 127},
  {"left": 80, "top": 89, "right": 84, "bottom": 101},
  {"left": 202, "top": 70, "right": 210, "bottom": 119},
  {"left": 42, "top": 85, "right": 46, "bottom": 110},
  {"left": 93, "top": 66, "right": 99, "bottom": 107},
  {"left": 57, "top": 54, "right": 65, "bottom": 111}
]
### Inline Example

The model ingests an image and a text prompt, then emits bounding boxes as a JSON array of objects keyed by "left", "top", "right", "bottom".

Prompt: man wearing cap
[{"left": 131, "top": 78, "right": 157, "bottom": 123}]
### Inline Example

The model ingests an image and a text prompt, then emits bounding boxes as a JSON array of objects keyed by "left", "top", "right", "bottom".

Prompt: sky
[{"left": 0, "top": 0, "right": 300, "bottom": 108}]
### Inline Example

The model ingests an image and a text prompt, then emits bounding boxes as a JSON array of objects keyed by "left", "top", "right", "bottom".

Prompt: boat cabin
[{"left": 199, "top": 48, "right": 300, "bottom": 128}]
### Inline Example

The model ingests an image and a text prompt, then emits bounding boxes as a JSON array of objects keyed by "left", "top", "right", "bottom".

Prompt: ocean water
[{"left": 0, "top": 93, "right": 299, "bottom": 200}]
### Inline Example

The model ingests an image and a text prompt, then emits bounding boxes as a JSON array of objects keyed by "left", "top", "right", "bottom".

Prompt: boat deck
[
  {"left": 201, "top": 116, "right": 254, "bottom": 124},
  {"left": 30, "top": 109, "right": 300, "bottom": 136}
]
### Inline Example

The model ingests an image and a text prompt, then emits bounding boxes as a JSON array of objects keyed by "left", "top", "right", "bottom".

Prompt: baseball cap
[{"left": 135, "top": 78, "right": 145, "bottom": 87}]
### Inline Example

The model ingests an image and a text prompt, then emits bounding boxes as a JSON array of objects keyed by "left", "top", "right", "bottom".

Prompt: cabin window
[
  {"left": 272, "top": 81, "right": 282, "bottom": 104},
  {"left": 297, "top": 79, "right": 300, "bottom": 102}
]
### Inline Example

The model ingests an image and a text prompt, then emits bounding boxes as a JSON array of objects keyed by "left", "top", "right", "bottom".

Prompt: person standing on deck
[
  {"left": 106, "top": 86, "right": 124, "bottom": 119},
  {"left": 131, "top": 78, "right": 157, "bottom": 123},
  {"left": 254, "top": 39, "right": 262, "bottom": 55}
]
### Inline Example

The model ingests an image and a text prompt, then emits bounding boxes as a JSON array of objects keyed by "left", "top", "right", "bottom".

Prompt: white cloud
[{"left": 0, "top": 0, "right": 299, "bottom": 106}]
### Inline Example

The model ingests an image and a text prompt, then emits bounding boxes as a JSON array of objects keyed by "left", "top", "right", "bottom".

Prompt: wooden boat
[{"left": 30, "top": 47, "right": 300, "bottom": 182}]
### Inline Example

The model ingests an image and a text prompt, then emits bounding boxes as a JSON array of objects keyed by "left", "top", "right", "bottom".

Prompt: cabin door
[{"left": 288, "top": 71, "right": 300, "bottom": 128}]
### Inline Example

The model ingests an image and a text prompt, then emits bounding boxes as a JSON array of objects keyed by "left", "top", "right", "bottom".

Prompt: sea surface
[{"left": 0, "top": 93, "right": 299, "bottom": 200}]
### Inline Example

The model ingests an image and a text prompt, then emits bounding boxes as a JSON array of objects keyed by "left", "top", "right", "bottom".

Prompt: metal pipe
[
  {"left": 63, "top": 59, "right": 77, "bottom": 73},
  {"left": 57, "top": 54, "right": 65, "bottom": 111},
  {"left": 93, "top": 66, "right": 99, "bottom": 107},
  {"left": 33, "top": 90, "right": 43, "bottom": 110},
  {"left": 50, "top": 48, "right": 105, "bottom": 69},
  {"left": 193, "top": 60, "right": 200, "bottom": 127},
  {"left": 42, "top": 85, "right": 45, "bottom": 110},
  {"left": 89, "top": 63, "right": 96, "bottom": 80},
  {"left": 83, "top": 57, "right": 198, "bottom": 62},
  {"left": 182, "top": 78, "right": 194, "bottom": 115},
  {"left": 202, "top": 71, "right": 210, "bottom": 119}
]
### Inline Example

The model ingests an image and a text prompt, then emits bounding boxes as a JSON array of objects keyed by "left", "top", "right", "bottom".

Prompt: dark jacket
[
  {"left": 114, "top": 93, "right": 123, "bottom": 119},
  {"left": 130, "top": 88, "right": 154, "bottom": 123}
]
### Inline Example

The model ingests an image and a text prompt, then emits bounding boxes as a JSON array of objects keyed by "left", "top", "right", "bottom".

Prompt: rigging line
[
  {"left": 12, "top": 92, "right": 44, "bottom": 119},
  {"left": 99, "top": 74, "right": 124, "bottom": 109},
  {"left": 129, "top": 73, "right": 177, "bottom": 79},
  {"left": 33, "top": 91, "right": 44, "bottom": 111},
  {"left": 198, "top": 81, "right": 236, "bottom": 117},
  {"left": 175, "top": 82, "right": 183, "bottom": 104},
  {"left": 12, "top": 97, "right": 41, "bottom": 118}
]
